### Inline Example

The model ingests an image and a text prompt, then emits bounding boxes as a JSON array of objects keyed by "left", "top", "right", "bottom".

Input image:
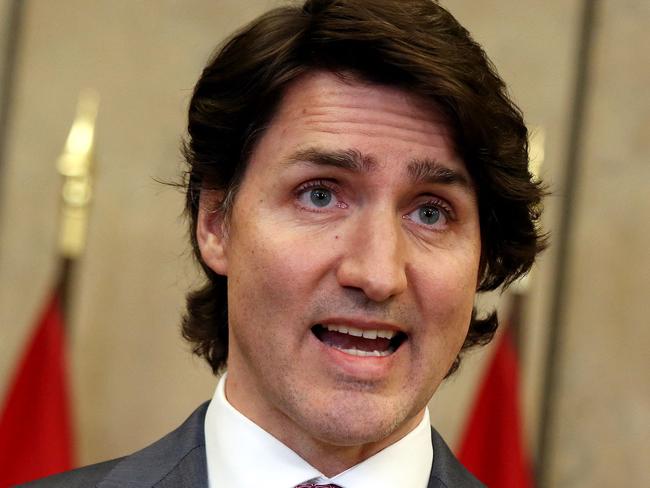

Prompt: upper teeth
[{"left": 325, "top": 324, "right": 396, "bottom": 340}]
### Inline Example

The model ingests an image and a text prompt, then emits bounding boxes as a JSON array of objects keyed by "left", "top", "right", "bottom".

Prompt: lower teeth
[{"left": 334, "top": 346, "right": 392, "bottom": 357}]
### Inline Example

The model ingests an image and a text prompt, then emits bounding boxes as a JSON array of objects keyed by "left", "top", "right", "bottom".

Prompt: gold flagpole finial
[
  {"left": 57, "top": 89, "right": 99, "bottom": 258},
  {"left": 528, "top": 126, "right": 545, "bottom": 183}
]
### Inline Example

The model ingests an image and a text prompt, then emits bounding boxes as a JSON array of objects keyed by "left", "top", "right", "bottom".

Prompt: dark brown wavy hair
[{"left": 181, "top": 0, "right": 546, "bottom": 376}]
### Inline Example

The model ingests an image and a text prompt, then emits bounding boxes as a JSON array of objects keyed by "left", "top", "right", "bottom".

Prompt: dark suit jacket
[{"left": 21, "top": 402, "right": 484, "bottom": 487}]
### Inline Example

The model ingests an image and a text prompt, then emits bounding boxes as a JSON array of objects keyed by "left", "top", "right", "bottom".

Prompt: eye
[
  {"left": 405, "top": 200, "right": 452, "bottom": 229},
  {"left": 295, "top": 180, "right": 346, "bottom": 210},
  {"left": 309, "top": 188, "right": 332, "bottom": 207},
  {"left": 418, "top": 205, "right": 442, "bottom": 225}
]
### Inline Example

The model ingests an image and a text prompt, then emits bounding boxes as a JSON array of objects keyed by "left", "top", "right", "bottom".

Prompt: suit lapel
[
  {"left": 93, "top": 402, "right": 480, "bottom": 487},
  {"left": 97, "top": 402, "right": 209, "bottom": 488},
  {"left": 427, "top": 427, "right": 485, "bottom": 487},
  {"left": 151, "top": 445, "right": 206, "bottom": 488}
]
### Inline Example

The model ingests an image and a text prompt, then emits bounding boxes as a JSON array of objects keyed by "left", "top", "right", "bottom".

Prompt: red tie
[{"left": 294, "top": 484, "right": 342, "bottom": 488}]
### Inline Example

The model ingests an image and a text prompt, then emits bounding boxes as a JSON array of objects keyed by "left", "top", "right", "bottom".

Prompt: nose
[{"left": 335, "top": 211, "right": 408, "bottom": 302}]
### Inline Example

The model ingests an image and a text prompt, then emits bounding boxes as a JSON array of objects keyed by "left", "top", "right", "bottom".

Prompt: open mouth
[{"left": 311, "top": 324, "right": 407, "bottom": 357}]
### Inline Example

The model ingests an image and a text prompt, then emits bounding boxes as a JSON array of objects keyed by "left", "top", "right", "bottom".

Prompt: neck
[
  {"left": 286, "top": 428, "right": 419, "bottom": 477},
  {"left": 224, "top": 372, "right": 425, "bottom": 477}
]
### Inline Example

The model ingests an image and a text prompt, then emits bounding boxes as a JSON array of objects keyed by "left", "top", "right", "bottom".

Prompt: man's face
[{"left": 198, "top": 71, "right": 481, "bottom": 457}]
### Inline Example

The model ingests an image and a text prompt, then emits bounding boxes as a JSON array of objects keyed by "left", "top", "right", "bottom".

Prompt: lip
[
  {"left": 316, "top": 317, "right": 407, "bottom": 334},
  {"left": 309, "top": 317, "right": 408, "bottom": 379},
  {"left": 309, "top": 332, "right": 404, "bottom": 380}
]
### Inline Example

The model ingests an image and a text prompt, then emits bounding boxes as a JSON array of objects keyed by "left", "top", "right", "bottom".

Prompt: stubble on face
[{"left": 209, "top": 70, "right": 481, "bottom": 475}]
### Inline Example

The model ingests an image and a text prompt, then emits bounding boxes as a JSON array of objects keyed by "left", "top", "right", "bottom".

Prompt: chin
[
  {"left": 295, "top": 394, "right": 415, "bottom": 447},
  {"left": 312, "top": 416, "right": 398, "bottom": 447}
]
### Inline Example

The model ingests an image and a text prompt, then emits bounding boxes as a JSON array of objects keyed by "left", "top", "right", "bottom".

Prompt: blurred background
[{"left": 0, "top": 0, "right": 647, "bottom": 486}]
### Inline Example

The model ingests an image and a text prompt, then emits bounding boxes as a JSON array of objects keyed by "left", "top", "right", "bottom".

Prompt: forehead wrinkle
[
  {"left": 301, "top": 105, "right": 450, "bottom": 135},
  {"left": 304, "top": 103, "right": 445, "bottom": 123},
  {"left": 302, "top": 122, "right": 450, "bottom": 147},
  {"left": 297, "top": 105, "right": 453, "bottom": 147},
  {"left": 303, "top": 118, "right": 449, "bottom": 139}
]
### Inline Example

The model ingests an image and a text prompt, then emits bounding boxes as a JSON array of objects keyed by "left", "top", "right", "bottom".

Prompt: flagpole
[
  {"left": 57, "top": 257, "right": 75, "bottom": 326},
  {"left": 507, "top": 126, "right": 544, "bottom": 355},
  {"left": 536, "top": 2, "right": 599, "bottom": 485},
  {"left": 502, "top": 125, "right": 544, "bottom": 482},
  {"left": 0, "top": 0, "right": 25, "bottom": 244},
  {"left": 56, "top": 90, "right": 99, "bottom": 322},
  {"left": 0, "top": 89, "right": 97, "bottom": 487}
]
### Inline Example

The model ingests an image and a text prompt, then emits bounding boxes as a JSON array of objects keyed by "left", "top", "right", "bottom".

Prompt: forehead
[{"left": 245, "top": 70, "right": 471, "bottom": 187}]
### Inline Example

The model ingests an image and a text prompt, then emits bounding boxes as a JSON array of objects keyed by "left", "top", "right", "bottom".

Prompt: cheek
[
  {"left": 418, "top": 248, "right": 478, "bottom": 305},
  {"left": 226, "top": 216, "right": 332, "bottom": 326},
  {"left": 232, "top": 200, "right": 339, "bottom": 277},
  {"left": 412, "top": 251, "right": 478, "bottom": 346}
]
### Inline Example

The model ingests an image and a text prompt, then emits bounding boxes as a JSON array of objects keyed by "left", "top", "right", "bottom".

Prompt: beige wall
[
  {"left": 0, "top": 0, "right": 13, "bottom": 99},
  {"left": 0, "top": 1, "right": 647, "bottom": 486},
  {"left": 548, "top": 1, "right": 650, "bottom": 486}
]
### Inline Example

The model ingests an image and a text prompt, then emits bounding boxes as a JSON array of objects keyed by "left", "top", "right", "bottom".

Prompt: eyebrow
[
  {"left": 407, "top": 158, "right": 472, "bottom": 189},
  {"left": 287, "top": 147, "right": 472, "bottom": 191},
  {"left": 287, "top": 148, "right": 378, "bottom": 172}
]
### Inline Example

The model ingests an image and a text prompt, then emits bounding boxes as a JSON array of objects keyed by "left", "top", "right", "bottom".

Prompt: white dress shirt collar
[{"left": 204, "top": 374, "right": 433, "bottom": 488}]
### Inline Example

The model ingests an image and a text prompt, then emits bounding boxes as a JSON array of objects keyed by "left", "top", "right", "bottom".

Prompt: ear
[{"left": 196, "top": 190, "right": 229, "bottom": 276}]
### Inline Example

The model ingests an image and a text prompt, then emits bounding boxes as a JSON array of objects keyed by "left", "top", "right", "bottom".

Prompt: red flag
[
  {"left": 0, "top": 290, "right": 74, "bottom": 486},
  {"left": 458, "top": 328, "right": 534, "bottom": 488}
]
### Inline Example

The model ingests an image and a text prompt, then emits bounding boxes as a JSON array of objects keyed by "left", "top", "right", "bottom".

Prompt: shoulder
[
  {"left": 18, "top": 459, "right": 123, "bottom": 487},
  {"left": 20, "top": 402, "right": 210, "bottom": 488},
  {"left": 428, "top": 427, "right": 485, "bottom": 488}
]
